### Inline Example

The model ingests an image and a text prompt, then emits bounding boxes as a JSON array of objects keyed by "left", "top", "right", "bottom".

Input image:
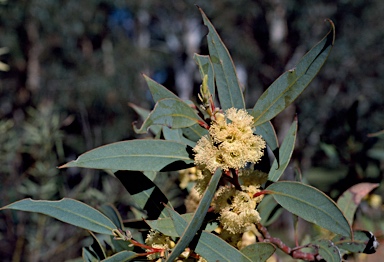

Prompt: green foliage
[
  {"left": 268, "top": 119, "right": 297, "bottom": 182},
  {"left": 1, "top": 5, "right": 380, "bottom": 262},
  {"left": 251, "top": 20, "right": 335, "bottom": 126},
  {"left": 266, "top": 181, "right": 351, "bottom": 237},
  {"left": 60, "top": 140, "right": 194, "bottom": 171}
]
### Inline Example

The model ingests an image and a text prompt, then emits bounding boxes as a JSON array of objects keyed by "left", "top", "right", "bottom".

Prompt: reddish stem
[
  {"left": 256, "top": 224, "right": 318, "bottom": 261},
  {"left": 198, "top": 120, "right": 210, "bottom": 129}
]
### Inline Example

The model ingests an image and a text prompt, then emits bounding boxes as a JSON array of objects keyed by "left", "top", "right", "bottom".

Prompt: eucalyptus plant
[{"left": 1, "top": 8, "right": 378, "bottom": 261}]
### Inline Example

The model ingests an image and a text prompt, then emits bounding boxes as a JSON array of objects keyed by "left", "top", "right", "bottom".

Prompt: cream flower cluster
[
  {"left": 213, "top": 184, "right": 264, "bottom": 234},
  {"left": 193, "top": 108, "right": 266, "bottom": 173}
]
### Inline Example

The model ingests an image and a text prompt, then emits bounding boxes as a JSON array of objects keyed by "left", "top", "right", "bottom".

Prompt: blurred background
[{"left": 0, "top": 0, "right": 383, "bottom": 261}]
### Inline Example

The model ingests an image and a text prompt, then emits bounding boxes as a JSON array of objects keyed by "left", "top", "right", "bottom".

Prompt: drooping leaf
[
  {"left": 332, "top": 230, "right": 378, "bottom": 254},
  {"left": 268, "top": 119, "right": 297, "bottom": 182},
  {"left": 199, "top": 7, "right": 245, "bottom": 110},
  {"left": 101, "top": 251, "right": 138, "bottom": 262},
  {"left": 258, "top": 194, "right": 283, "bottom": 227},
  {"left": 266, "top": 181, "right": 352, "bottom": 237},
  {"left": 254, "top": 120, "right": 279, "bottom": 165},
  {"left": 194, "top": 54, "right": 215, "bottom": 99},
  {"left": 166, "top": 169, "right": 222, "bottom": 262},
  {"left": 1, "top": 198, "right": 116, "bottom": 235},
  {"left": 128, "top": 103, "right": 162, "bottom": 135},
  {"left": 114, "top": 171, "right": 171, "bottom": 219},
  {"left": 59, "top": 140, "right": 194, "bottom": 172},
  {"left": 133, "top": 98, "right": 203, "bottom": 134},
  {"left": 143, "top": 74, "right": 178, "bottom": 102},
  {"left": 240, "top": 243, "right": 276, "bottom": 262},
  {"left": 252, "top": 20, "right": 335, "bottom": 126},
  {"left": 337, "top": 182, "right": 379, "bottom": 225},
  {"left": 313, "top": 239, "right": 341, "bottom": 262}
]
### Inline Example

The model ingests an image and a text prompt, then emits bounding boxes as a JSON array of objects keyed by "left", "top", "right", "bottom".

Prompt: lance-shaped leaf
[
  {"left": 60, "top": 140, "right": 194, "bottom": 172},
  {"left": 337, "top": 182, "right": 379, "bottom": 226},
  {"left": 194, "top": 54, "right": 215, "bottom": 99},
  {"left": 252, "top": 20, "right": 335, "bottom": 126},
  {"left": 134, "top": 98, "right": 203, "bottom": 134},
  {"left": 143, "top": 74, "right": 178, "bottom": 102},
  {"left": 114, "top": 171, "right": 171, "bottom": 219},
  {"left": 268, "top": 119, "right": 297, "bottom": 181},
  {"left": 166, "top": 169, "right": 222, "bottom": 262},
  {"left": 199, "top": 7, "right": 245, "bottom": 110},
  {"left": 254, "top": 121, "right": 279, "bottom": 165},
  {"left": 1, "top": 198, "right": 116, "bottom": 235},
  {"left": 266, "top": 181, "right": 352, "bottom": 237},
  {"left": 163, "top": 206, "right": 268, "bottom": 262}
]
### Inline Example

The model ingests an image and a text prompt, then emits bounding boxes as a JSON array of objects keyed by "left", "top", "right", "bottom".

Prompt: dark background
[{"left": 0, "top": 0, "right": 383, "bottom": 261}]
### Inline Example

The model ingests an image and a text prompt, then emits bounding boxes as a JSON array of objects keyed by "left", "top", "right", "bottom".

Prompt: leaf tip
[{"left": 324, "top": 18, "right": 336, "bottom": 45}]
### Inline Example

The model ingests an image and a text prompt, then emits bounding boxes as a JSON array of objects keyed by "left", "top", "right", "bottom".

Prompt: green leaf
[
  {"left": 101, "top": 251, "right": 138, "bottom": 262},
  {"left": 60, "top": 139, "right": 194, "bottom": 172},
  {"left": 128, "top": 103, "right": 161, "bottom": 135},
  {"left": 99, "top": 204, "right": 124, "bottom": 228},
  {"left": 254, "top": 121, "right": 279, "bottom": 164},
  {"left": 162, "top": 126, "right": 196, "bottom": 147},
  {"left": 1, "top": 198, "right": 116, "bottom": 235},
  {"left": 146, "top": 212, "right": 217, "bottom": 237},
  {"left": 182, "top": 123, "right": 209, "bottom": 142},
  {"left": 133, "top": 98, "right": 203, "bottom": 134},
  {"left": 166, "top": 169, "right": 222, "bottom": 262},
  {"left": 114, "top": 171, "right": 172, "bottom": 219},
  {"left": 337, "top": 182, "right": 379, "bottom": 226},
  {"left": 333, "top": 230, "right": 378, "bottom": 254},
  {"left": 143, "top": 74, "right": 178, "bottom": 102},
  {"left": 266, "top": 181, "right": 352, "bottom": 237},
  {"left": 258, "top": 194, "right": 283, "bottom": 227},
  {"left": 165, "top": 206, "right": 188, "bottom": 237},
  {"left": 83, "top": 247, "right": 99, "bottom": 262},
  {"left": 252, "top": 20, "right": 335, "bottom": 126},
  {"left": 240, "top": 243, "right": 276, "bottom": 262},
  {"left": 268, "top": 119, "right": 297, "bottom": 182},
  {"left": 146, "top": 213, "right": 193, "bottom": 237},
  {"left": 199, "top": 7, "right": 245, "bottom": 110},
  {"left": 196, "top": 232, "right": 255, "bottom": 262},
  {"left": 313, "top": 239, "right": 341, "bottom": 262},
  {"left": 88, "top": 231, "right": 107, "bottom": 260},
  {"left": 160, "top": 208, "right": 259, "bottom": 262},
  {"left": 194, "top": 54, "right": 215, "bottom": 100}
]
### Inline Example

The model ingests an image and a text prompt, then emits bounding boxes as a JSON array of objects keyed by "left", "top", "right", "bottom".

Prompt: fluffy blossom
[
  {"left": 213, "top": 185, "right": 263, "bottom": 234},
  {"left": 193, "top": 108, "right": 265, "bottom": 173}
]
